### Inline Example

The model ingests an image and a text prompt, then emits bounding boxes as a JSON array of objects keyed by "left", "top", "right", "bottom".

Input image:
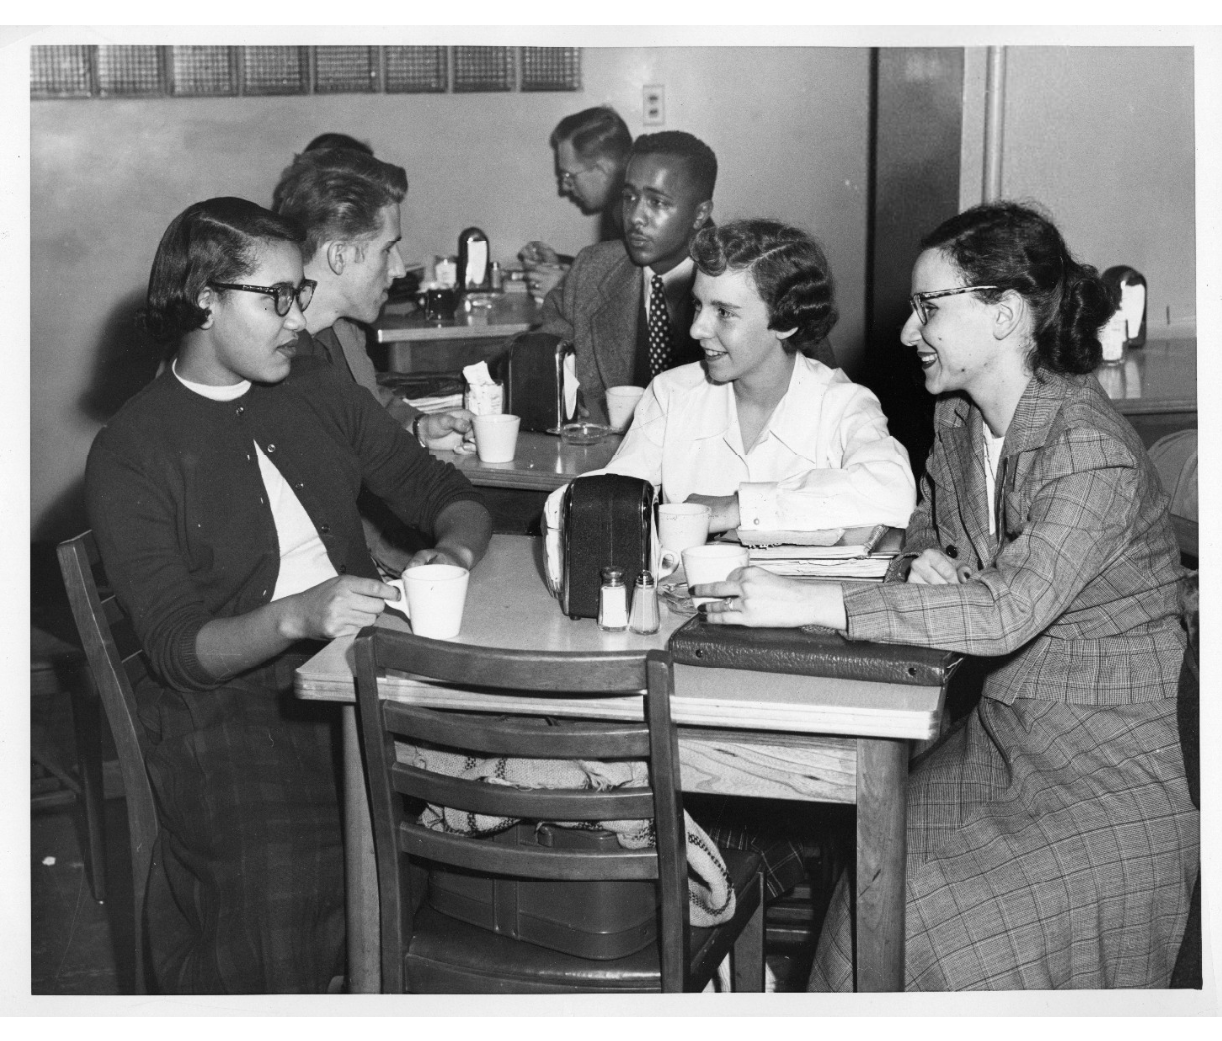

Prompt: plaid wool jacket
[{"left": 842, "top": 369, "right": 1186, "bottom": 706}]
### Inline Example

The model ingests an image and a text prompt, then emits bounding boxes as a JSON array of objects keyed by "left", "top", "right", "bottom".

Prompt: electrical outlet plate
[{"left": 643, "top": 84, "right": 664, "bottom": 126}]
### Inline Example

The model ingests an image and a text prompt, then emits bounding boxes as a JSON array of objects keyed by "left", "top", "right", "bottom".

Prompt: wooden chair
[
  {"left": 57, "top": 531, "right": 160, "bottom": 994},
  {"left": 353, "top": 627, "right": 766, "bottom": 993}
]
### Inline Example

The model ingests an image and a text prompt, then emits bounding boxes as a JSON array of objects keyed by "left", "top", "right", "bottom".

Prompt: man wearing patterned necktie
[{"left": 535, "top": 132, "right": 718, "bottom": 425}]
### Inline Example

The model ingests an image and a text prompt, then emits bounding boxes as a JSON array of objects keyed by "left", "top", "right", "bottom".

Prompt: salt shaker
[
  {"left": 629, "top": 570, "right": 660, "bottom": 635},
  {"left": 597, "top": 566, "right": 629, "bottom": 632}
]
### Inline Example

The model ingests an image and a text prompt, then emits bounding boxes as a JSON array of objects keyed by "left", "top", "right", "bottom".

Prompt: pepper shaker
[{"left": 628, "top": 570, "right": 660, "bottom": 634}]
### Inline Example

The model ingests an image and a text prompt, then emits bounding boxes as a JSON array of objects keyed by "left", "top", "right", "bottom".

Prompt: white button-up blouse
[{"left": 591, "top": 356, "right": 916, "bottom": 532}]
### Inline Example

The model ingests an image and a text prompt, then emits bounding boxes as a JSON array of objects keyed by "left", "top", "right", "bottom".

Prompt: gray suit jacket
[{"left": 535, "top": 240, "right": 699, "bottom": 425}]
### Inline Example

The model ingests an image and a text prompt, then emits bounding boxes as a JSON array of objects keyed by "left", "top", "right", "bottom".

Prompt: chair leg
[
  {"left": 732, "top": 873, "right": 766, "bottom": 992},
  {"left": 69, "top": 670, "right": 108, "bottom": 904}
]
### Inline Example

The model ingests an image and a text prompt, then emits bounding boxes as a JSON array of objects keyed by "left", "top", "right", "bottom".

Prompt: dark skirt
[
  {"left": 809, "top": 694, "right": 1198, "bottom": 991},
  {"left": 139, "top": 649, "right": 345, "bottom": 994}
]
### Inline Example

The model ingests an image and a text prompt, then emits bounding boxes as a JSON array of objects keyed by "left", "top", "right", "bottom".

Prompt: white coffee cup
[
  {"left": 658, "top": 502, "right": 711, "bottom": 555},
  {"left": 605, "top": 385, "right": 645, "bottom": 432},
  {"left": 682, "top": 544, "right": 750, "bottom": 605},
  {"left": 393, "top": 564, "right": 470, "bottom": 640},
  {"left": 651, "top": 545, "right": 681, "bottom": 581},
  {"left": 473, "top": 413, "right": 521, "bottom": 463}
]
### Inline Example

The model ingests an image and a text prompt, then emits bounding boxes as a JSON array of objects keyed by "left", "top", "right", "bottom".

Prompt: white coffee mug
[
  {"left": 681, "top": 544, "right": 750, "bottom": 605},
  {"left": 392, "top": 564, "right": 470, "bottom": 639},
  {"left": 658, "top": 502, "right": 711, "bottom": 555},
  {"left": 652, "top": 544, "right": 680, "bottom": 581},
  {"left": 605, "top": 385, "right": 645, "bottom": 432},
  {"left": 473, "top": 413, "right": 520, "bottom": 463}
]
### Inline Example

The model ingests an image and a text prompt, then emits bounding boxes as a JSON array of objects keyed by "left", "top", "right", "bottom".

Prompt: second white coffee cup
[
  {"left": 681, "top": 543, "right": 750, "bottom": 605},
  {"left": 473, "top": 413, "right": 521, "bottom": 463},
  {"left": 393, "top": 563, "right": 470, "bottom": 639},
  {"left": 605, "top": 385, "right": 645, "bottom": 432},
  {"left": 658, "top": 502, "right": 711, "bottom": 555}
]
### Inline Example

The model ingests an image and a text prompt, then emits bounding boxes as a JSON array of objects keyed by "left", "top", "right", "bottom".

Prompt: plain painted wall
[
  {"left": 30, "top": 46, "right": 872, "bottom": 541},
  {"left": 961, "top": 46, "right": 1195, "bottom": 332}
]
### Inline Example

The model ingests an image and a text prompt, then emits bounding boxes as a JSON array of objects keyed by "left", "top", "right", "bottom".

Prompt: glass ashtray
[{"left": 560, "top": 421, "right": 611, "bottom": 446}]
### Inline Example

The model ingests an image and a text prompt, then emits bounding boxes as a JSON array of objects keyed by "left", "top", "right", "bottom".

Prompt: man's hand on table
[
  {"left": 419, "top": 409, "right": 475, "bottom": 452},
  {"left": 694, "top": 566, "right": 848, "bottom": 631},
  {"left": 684, "top": 492, "right": 740, "bottom": 534},
  {"left": 407, "top": 544, "right": 475, "bottom": 570}
]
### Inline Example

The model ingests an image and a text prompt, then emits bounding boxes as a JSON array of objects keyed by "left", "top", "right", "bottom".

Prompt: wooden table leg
[
  {"left": 341, "top": 704, "right": 381, "bottom": 993},
  {"left": 855, "top": 736, "right": 907, "bottom": 991}
]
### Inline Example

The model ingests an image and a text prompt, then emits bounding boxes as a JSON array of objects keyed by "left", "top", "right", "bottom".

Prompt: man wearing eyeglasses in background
[
  {"left": 519, "top": 106, "right": 634, "bottom": 303},
  {"left": 530, "top": 130, "right": 717, "bottom": 426},
  {"left": 273, "top": 147, "right": 475, "bottom": 572}
]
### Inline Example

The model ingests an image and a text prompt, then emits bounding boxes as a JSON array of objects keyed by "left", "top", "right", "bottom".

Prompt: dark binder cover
[{"left": 668, "top": 615, "right": 959, "bottom": 688}]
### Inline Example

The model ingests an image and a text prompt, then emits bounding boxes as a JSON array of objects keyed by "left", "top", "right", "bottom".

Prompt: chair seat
[{"left": 404, "top": 848, "right": 763, "bottom": 993}]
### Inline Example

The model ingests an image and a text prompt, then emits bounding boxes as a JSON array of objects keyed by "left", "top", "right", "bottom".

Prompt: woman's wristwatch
[{"left": 412, "top": 414, "right": 427, "bottom": 448}]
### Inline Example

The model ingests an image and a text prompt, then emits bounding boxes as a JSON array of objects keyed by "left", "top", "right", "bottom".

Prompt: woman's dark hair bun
[{"left": 921, "top": 200, "right": 1115, "bottom": 375}]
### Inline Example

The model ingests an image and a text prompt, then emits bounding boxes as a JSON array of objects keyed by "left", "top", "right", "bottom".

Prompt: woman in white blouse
[
  {"left": 547, "top": 220, "right": 917, "bottom": 912},
  {"left": 586, "top": 218, "right": 915, "bottom": 536}
]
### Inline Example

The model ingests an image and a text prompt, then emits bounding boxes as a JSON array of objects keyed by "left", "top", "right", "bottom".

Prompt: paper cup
[
  {"left": 658, "top": 502, "right": 711, "bottom": 555},
  {"left": 605, "top": 386, "right": 645, "bottom": 432},
  {"left": 473, "top": 413, "right": 520, "bottom": 463},
  {"left": 681, "top": 544, "right": 750, "bottom": 606},
  {"left": 394, "top": 564, "right": 470, "bottom": 640}
]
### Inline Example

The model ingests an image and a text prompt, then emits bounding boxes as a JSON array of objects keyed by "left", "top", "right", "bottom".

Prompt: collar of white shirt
[
  {"left": 642, "top": 257, "right": 695, "bottom": 321},
  {"left": 684, "top": 353, "right": 829, "bottom": 461},
  {"left": 172, "top": 358, "right": 252, "bottom": 401}
]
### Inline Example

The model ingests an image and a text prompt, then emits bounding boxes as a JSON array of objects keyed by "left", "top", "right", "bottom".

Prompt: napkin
[
  {"left": 563, "top": 351, "right": 579, "bottom": 421},
  {"left": 462, "top": 360, "right": 502, "bottom": 415}
]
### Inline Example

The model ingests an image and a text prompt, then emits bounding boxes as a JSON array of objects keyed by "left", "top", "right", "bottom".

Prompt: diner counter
[
  {"left": 299, "top": 534, "right": 948, "bottom": 740},
  {"left": 375, "top": 292, "right": 541, "bottom": 373},
  {"left": 375, "top": 292, "right": 540, "bottom": 344},
  {"left": 1095, "top": 337, "right": 1195, "bottom": 415},
  {"left": 431, "top": 430, "right": 622, "bottom": 492}
]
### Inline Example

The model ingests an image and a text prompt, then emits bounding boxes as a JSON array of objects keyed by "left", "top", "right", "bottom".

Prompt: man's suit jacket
[
  {"left": 535, "top": 240, "right": 700, "bottom": 425},
  {"left": 298, "top": 318, "right": 417, "bottom": 427}
]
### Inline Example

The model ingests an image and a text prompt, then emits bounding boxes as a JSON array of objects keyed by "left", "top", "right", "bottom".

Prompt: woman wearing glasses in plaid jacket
[{"left": 697, "top": 201, "right": 1197, "bottom": 990}]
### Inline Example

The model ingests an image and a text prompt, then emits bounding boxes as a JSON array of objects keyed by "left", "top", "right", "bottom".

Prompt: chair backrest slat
[
  {"left": 57, "top": 531, "right": 159, "bottom": 995},
  {"left": 399, "top": 821, "right": 659, "bottom": 881},
  {"left": 392, "top": 763, "right": 656, "bottom": 821},
  {"left": 383, "top": 701, "right": 650, "bottom": 759},
  {"left": 380, "top": 629, "right": 648, "bottom": 693}
]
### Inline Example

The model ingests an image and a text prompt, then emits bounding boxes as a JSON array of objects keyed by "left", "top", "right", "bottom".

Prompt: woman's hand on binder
[
  {"left": 694, "top": 567, "right": 847, "bottom": 630},
  {"left": 907, "top": 548, "right": 969, "bottom": 585}
]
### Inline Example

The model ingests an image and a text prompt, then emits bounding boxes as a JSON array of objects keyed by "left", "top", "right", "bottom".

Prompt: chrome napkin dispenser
[
  {"left": 500, "top": 334, "right": 578, "bottom": 433},
  {"left": 559, "top": 474, "right": 656, "bottom": 620}
]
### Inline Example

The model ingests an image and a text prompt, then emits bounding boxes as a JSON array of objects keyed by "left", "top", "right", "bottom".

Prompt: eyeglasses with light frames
[
  {"left": 209, "top": 278, "right": 317, "bottom": 317},
  {"left": 558, "top": 164, "right": 597, "bottom": 190},
  {"left": 909, "top": 285, "right": 999, "bottom": 324}
]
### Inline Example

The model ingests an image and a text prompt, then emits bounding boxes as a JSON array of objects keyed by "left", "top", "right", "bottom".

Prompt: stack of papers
[
  {"left": 727, "top": 525, "right": 898, "bottom": 581},
  {"left": 407, "top": 393, "right": 463, "bottom": 414}
]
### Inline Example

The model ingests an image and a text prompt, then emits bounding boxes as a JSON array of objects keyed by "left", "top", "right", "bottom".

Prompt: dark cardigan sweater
[{"left": 85, "top": 356, "right": 485, "bottom": 694}]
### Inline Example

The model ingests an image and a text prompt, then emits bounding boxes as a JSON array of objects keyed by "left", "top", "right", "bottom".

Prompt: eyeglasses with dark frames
[
  {"left": 209, "top": 278, "right": 317, "bottom": 317},
  {"left": 909, "top": 285, "right": 1000, "bottom": 324}
]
